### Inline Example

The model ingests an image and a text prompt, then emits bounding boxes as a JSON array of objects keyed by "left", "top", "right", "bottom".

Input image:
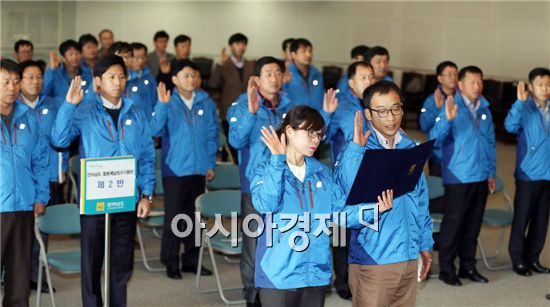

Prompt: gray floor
[{"left": 29, "top": 130, "right": 550, "bottom": 307}]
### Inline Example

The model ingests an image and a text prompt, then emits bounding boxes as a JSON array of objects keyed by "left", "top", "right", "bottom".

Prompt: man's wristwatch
[{"left": 141, "top": 194, "right": 153, "bottom": 205}]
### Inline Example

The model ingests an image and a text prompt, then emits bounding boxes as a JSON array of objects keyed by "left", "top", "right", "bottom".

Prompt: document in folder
[{"left": 346, "top": 139, "right": 435, "bottom": 205}]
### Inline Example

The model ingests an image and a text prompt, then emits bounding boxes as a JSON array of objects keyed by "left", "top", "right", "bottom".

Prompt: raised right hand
[
  {"left": 247, "top": 76, "right": 260, "bottom": 114},
  {"left": 353, "top": 111, "right": 370, "bottom": 146},
  {"left": 445, "top": 95, "right": 458, "bottom": 121},
  {"left": 517, "top": 81, "right": 528, "bottom": 101},
  {"left": 157, "top": 82, "right": 171, "bottom": 103},
  {"left": 66, "top": 76, "right": 84, "bottom": 105},
  {"left": 260, "top": 125, "right": 286, "bottom": 155},
  {"left": 49, "top": 51, "right": 60, "bottom": 69},
  {"left": 220, "top": 47, "right": 229, "bottom": 65}
]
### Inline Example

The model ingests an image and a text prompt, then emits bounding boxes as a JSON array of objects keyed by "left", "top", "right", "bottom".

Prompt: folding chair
[
  {"left": 135, "top": 150, "right": 164, "bottom": 271},
  {"left": 218, "top": 132, "right": 235, "bottom": 164},
  {"left": 67, "top": 155, "right": 80, "bottom": 203},
  {"left": 195, "top": 190, "right": 245, "bottom": 305},
  {"left": 35, "top": 203, "right": 81, "bottom": 307},
  {"left": 477, "top": 175, "right": 514, "bottom": 270},
  {"left": 427, "top": 175, "right": 444, "bottom": 276},
  {"left": 206, "top": 163, "right": 240, "bottom": 191}
]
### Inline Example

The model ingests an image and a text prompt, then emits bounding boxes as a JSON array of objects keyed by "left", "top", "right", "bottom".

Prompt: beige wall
[{"left": 2, "top": 1, "right": 549, "bottom": 81}]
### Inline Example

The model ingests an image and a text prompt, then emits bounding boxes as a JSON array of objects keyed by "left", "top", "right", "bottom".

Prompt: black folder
[{"left": 346, "top": 139, "right": 435, "bottom": 205}]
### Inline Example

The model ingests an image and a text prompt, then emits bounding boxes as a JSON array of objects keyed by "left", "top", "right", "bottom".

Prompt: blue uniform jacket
[
  {"left": 419, "top": 87, "right": 450, "bottom": 161},
  {"left": 227, "top": 92, "right": 295, "bottom": 194},
  {"left": 431, "top": 92, "right": 496, "bottom": 184},
  {"left": 1, "top": 100, "right": 50, "bottom": 212},
  {"left": 51, "top": 94, "right": 155, "bottom": 196},
  {"left": 127, "top": 68, "right": 157, "bottom": 122},
  {"left": 24, "top": 95, "right": 69, "bottom": 182},
  {"left": 504, "top": 97, "right": 550, "bottom": 181},
  {"left": 150, "top": 90, "right": 218, "bottom": 177},
  {"left": 283, "top": 63, "right": 324, "bottom": 110},
  {"left": 42, "top": 63, "right": 93, "bottom": 102},
  {"left": 251, "top": 154, "right": 347, "bottom": 289},
  {"left": 326, "top": 88, "right": 366, "bottom": 162}
]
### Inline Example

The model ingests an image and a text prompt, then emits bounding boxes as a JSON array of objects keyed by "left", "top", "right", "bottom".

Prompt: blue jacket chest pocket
[{"left": 14, "top": 121, "right": 34, "bottom": 148}]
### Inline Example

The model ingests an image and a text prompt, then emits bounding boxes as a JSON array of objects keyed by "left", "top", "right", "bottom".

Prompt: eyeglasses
[
  {"left": 297, "top": 128, "right": 326, "bottom": 141},
  {"left": 368, "top": 104, "right": 403, "bottom": 118}
]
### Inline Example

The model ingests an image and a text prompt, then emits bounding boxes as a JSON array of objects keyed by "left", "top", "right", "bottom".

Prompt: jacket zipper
[{"left": 106, "top": 120, "right": 115, "bottom": 141}]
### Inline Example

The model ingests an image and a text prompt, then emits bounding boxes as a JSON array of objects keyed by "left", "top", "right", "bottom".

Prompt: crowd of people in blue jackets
[{"left": 1, "top": 28, "right": 549, "bottom": 307}]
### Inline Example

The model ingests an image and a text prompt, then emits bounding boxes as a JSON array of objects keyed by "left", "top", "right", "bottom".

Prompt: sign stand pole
[{"left": 104, "top": 213, "right": 111, "bottom": 307}]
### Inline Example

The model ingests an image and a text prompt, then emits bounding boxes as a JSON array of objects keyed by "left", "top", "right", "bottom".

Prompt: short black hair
[
  {"left": 153, "top": 30, "right": 169, "bottom": 41},
  {"left": 130, "top": 42, "right": 148, "bottom": 54},
  {"left": 58, "top": 39, "right": 81, "bottom": 56},
  {"left": 362, "top": 80, "right": 405, "bottom": 109},
  {"left": 276, "top": 105, "right": 326, "bottom": 139},
  {"left": 78, "top": 34, "right": 99, "bottom": 48},
  {"left": 108, "top": 41, "right": 133, "bottom": 56},
  {"left": 347, "top": 61, "right": 373, "bottom": 80},
  {"left": 228, "top": 33, "right": 248, "bottom": 45},
  {"left": 93, "top": 54, "right": 127, "bottom": 78},
  {"left": 174, "top": 34, "right": 191, "bottom": 47},
  {"left": 98, "top": 29, "right": 113, "bottom": 39},
  {"left": 365, "top": 46, "right": 390, "bottom": 63},
  {"left": 282, "top": 38, "right": 294, "bottom": 51},
  {"left": 351, "top": 45, "right": 369, "bottom": 60},
  {"left": 458, "top": 66, "right": 483, "bottom": 81},
  {"left": 19, "top": 60, "right": 44, "bottom": 75},
  {"left": 14, "top": 39, "right": 34, "bottom": 52},
  {"left": 436, "top": 61, "right": 458, "bottom": 76},
  {"left": 0, "top": 59, "right": 22, "bottom": 78},
  {"left": 253, "top": 56, "right": 284, "bottom": 76},
  {"left": 528, "top": 67, "right": 550, "bottom": 83},
  {"left": 290, "top": 38, "right": 312, "bottom": 53},
  {"left": 170, "top": 59, "right": 198, "bottom": 77}
]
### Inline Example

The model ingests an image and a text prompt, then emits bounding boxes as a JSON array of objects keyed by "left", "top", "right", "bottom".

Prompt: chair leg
[
  {"left": 206, "top": 237, "right": 245, "bottom": 305},
  {"left": 34, "top": 223, "right": 56, "bottom": 307},
  {"left": 477, "top": 237, "right": 510, "bottom": 271},
  {"left": 135, "top": 224, "right": 164, "bottom": 272},
  {"left": 195, "top": 240, "right": 205, "bottom": 291},
  {"left": 152, "top": 228, "right": 162, "bottom": 238}
]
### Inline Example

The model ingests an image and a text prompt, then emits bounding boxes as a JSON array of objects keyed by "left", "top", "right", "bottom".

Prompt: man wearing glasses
[{"left": 336, "top": 80, "right": 433, "bottom": 306}]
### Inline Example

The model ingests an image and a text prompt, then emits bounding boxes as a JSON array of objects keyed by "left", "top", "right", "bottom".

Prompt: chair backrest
[
  {"left": 426, "top": 175, "right": 444, "bottom": 200},
  {"left": 196, "top": 190, "right": 241, "bottom": 218},
  {"left": 155, "top": 148, "right": 162, "bottom": 171},
  {"left": 207, "top": 164, "right": 241, "bottom": 190},
  {"left": 322, "top": 65, "right": 343, "bottom": 90},
  {"left": 154, "top": 168, "right": 164, "bottom": 196},
  {"left": 38, "top": 203, "right": 81, "bottom": 235},
  {"left": 192, "top": 57, "right": 214, "bottom": 80}
]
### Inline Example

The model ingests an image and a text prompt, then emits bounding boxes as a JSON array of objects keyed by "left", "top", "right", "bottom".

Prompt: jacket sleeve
[
  {"left": 417, "top": 174, "right": 434, "bottom": 252},
  {"left": 41, "top": 67, "right": 56, "bottom": 98},
  {"left": 32, "top": 116, "right": 50, "bottom": 205},
  {"left": 206, "top": 101, "right": 219, "bottom": 170},
  {"left": 484, "top": 111, "right": 497, "bottom": 178},
  {"left": 250, "top": 154, "right": 286, "bottom": 214},
  {"left": 419, "top": 96, "right": 442, "bottom": 133},
  {"left": 334, "top": 142, "right": 365, "bottom": 193},
  {"left": 51, "top": 101, "right": 80, "bottom": 148},
  {"left": 227, "top": 102, "right": 256, "bottom": 149},
  {"left": 137, "top": 112, "right": 155, "bottom": 195},
  {"left": 150, "top": 101, "right": 169, "bottom": 137},
  {"left": 504, "top": 99, "right": 526, "bottom": 134}
]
